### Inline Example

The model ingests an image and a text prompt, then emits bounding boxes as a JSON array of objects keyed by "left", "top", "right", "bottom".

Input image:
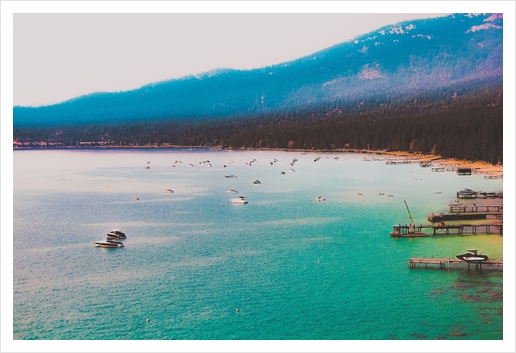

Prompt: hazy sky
[{"left": 13, "top": 12, "right": 450, "bottom": 107}]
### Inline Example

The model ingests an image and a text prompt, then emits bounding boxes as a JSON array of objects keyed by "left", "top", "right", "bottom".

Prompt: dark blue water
[{"left": 13, "top": 149, "right": 503, "bottom": 341}]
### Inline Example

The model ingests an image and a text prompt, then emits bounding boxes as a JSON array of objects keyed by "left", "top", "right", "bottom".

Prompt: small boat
[
  {"left": 230, "top": 196, "right": 248, "bottom": 204},
  {"left": 93, "top": 240, "right": 125, "bottom": 248},
  {"left": 456, "top": 249, "right": 489, "bottom": 262},
  {"left": 165, "top": 189, "right": 174, "bottom": 193},
  {"left": 225, "top": 174, "right": 237, "bottom": 178},
  {"left": 106, "top": 230, "right": 127, "bottom": 239},
  {"left": 226, "top": 189, "right": 238, "bottom": 194},
  {"left": 253, "top": 180, "right": 261, "bottom": 184},
  {"left": 314, "top": 196, "right": 326, "bottom": 201},
  {"left": 144, "top": 165, "right": 150, "bottom": 169}
]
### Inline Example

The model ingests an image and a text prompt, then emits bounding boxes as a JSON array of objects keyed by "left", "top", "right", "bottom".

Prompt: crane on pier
[{"left": 404, "top": 200, "right": 421, "bottom": 235}]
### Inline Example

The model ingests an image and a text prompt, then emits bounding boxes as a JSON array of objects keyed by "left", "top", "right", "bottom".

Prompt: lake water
[{"left": 12, "top": 149, "right": 503, "bottom": 342}]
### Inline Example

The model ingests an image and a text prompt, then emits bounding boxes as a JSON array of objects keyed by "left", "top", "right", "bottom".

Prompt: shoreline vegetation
[{"left": 13, "top": 144, "right": 503, "bottom": 176}]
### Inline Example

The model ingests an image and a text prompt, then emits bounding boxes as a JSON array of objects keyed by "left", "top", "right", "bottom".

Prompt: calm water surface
[{"left": 13, "top": 149, "right": 503, "bottom": 340}]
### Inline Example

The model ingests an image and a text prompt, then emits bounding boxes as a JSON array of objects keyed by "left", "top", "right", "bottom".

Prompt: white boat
[
  {"left": 225, "top": 174, "right": 237, "bottom": 178},
  {"left": 93, "top": 240, "right": 125, "bottom": 248},
  {"left": 226, "top": 189, "right": 238, "bottom": 194},
  {"left": 106, "top": 230, "right": 127, "bottom": 239},
  {"left": 230, "top": 196, "right": 248, "bottom": 204},
  {"left": 314, "top": 196, "right": 326, "bottom": 201},
  {"left": 456, "top": 249, "right": 489, "bottom": 262}
]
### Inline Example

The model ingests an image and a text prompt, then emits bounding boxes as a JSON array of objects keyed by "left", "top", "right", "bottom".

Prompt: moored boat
[
  {"left": 456, "top": 249, "right": 489, "bottom": 262},
  {"left": 106, "top": 230, "right": 127, "bottom": 239},
  {"left": 93, "top": 240, "right": 125, "bottom": 248},
  {"left": 230, "top": 196, "right": 248, "bottom": 204}
]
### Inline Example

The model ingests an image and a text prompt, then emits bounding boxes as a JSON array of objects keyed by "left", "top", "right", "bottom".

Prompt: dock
[
  {"left": 456, "top": 189, "right": 503, "bottom": 199},
  {"left": 385, "top": 160, "right": 419, "bottom": 165},
  {"left": 428, "top": 204, "right": 503, "bottom": 222},
  {"left": 391, "top": 223, "right": 503, "bottom": 237},
  {"left": 408, "top": 257, "right": 503, "bottom": 271}
]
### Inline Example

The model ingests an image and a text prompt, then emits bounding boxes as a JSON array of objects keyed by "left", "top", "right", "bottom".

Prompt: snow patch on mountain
[
  {"left": 389, "top": 26, "right": 404, "bottom": 34},
  {"left": 358, "top": 65, "right": 383, "bottom": 80},
  {"left": 466, "top": 23, "right": 502, "bottom": 33},
  {"left": 485, "top": 13, "right": 503, "bottom": 22}
]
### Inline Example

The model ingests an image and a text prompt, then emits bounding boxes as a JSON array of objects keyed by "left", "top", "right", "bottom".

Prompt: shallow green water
[{"left": 13, "top": 149, "right": 503, "bottom": 340}]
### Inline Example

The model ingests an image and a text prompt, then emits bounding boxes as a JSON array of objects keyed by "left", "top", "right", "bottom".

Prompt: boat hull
[
  {"left": 230, "top": 200, "right": 248, "bottom": 204},
  {"left": 456, "top": 254, "right": 488, "bottom": 262},
  {"left": 93, "top": 241, "right": 124, "bottom": 248}
]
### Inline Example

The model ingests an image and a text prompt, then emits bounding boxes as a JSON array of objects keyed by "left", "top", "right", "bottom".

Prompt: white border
[{"left": 2, "top": 1, "right": 515, "bottom": 352}]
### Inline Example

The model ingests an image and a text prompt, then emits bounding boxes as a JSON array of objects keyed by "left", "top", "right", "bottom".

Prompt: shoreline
[{"left": 13, "top": 145, "right": 503, "bottom": 176}]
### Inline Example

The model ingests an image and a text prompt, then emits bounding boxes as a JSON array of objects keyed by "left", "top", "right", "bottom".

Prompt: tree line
[{"left": 13, "top": 83, "right": 503, "bottom": 165}]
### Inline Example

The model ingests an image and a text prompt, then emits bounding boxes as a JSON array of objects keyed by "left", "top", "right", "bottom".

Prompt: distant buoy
[
  {"left": 235, "top": 308, "right": 239, "bottom": 313},
  {"left": 206, "top": 230, "right": 209, "bottom": 233},
  {"left": 242, "top": 247, "right": 245, "bottom": 250},
  {"left": 146, "top": 318, "right": 150, "bottom": 322},
  {"left": 318, "top": 260, "right": 321, "bottom": 263}
]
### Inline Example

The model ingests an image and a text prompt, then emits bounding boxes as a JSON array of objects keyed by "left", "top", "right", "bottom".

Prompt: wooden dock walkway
[
  {"left": 391, "top": 223, "right": 503, "bottom": 237},
  {"left": 409, "top": 257, "right": 503, "bottom": 271},
  {"left": 428, "top": 212, "right": 502, "bottom": 222},
  {"left": 457, "top": 189, "right": 503, "bottom": 199},
  {"left": 427, "top": 204, "right": 503, "bottom": 222}
]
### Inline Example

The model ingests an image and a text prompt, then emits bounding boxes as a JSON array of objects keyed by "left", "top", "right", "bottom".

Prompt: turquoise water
[{"left": 13, "top": 149, "right": 503, "bottom": 340}]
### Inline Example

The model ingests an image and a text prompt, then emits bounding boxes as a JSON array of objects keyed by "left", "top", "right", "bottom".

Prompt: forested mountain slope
[{"left": 14, "top": 82, "right": 503, "bottom": 164}]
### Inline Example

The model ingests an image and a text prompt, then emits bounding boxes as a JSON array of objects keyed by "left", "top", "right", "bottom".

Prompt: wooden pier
[
  {"left": 427, "top": 212, "right": 502, "bottom": 222},
  {"left": 391, "top": 223, "right": 503, "bottom": 237},
  {"left": 427, "top": 204, "right": 503, "bottom": 222},
  {"left": 385, "top": 160, "right": 419, "bottom": 165},
  {"left": 449, "top": 204, "right": 503, "bottom": 213},
  {"left": 408, "top": 257, "right": 503, "bottom": 271},
  {"left": 456, "top": 189, "right": 503, "bottom": 199},
  {"left": 484, "top": 175, "right": 503, "bottom": 179}
]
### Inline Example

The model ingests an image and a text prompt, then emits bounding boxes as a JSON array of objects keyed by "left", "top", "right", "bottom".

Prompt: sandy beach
[{"left": 375, "top": 150, "right": 503, "bottom": 177}]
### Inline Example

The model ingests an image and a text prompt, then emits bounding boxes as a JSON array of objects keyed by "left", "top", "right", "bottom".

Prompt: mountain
[{"left": 13, "top": 13, "right": 503, "bottom": 127}]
